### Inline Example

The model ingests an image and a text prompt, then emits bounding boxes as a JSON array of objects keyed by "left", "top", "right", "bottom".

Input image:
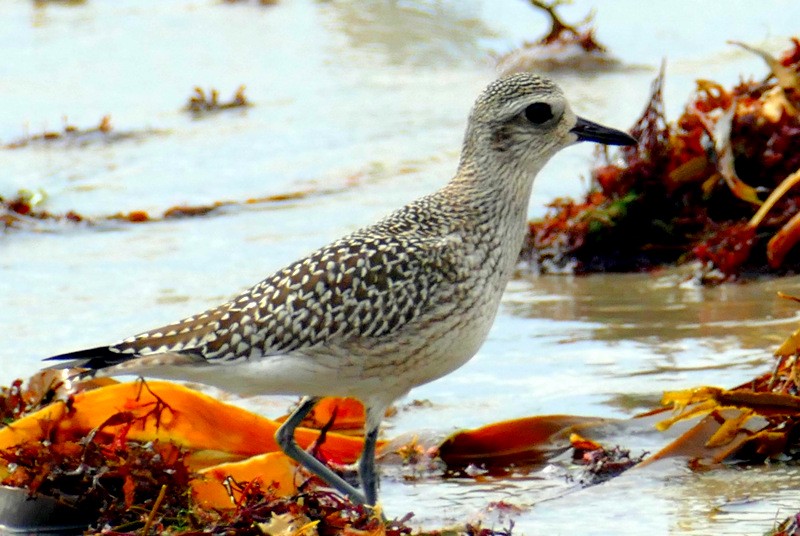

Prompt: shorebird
[{"left": 46, "top": 73, "right": 636, "bottom": 508}]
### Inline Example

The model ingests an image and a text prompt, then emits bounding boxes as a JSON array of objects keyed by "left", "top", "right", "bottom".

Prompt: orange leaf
[
  {"left": 768, "top": 210, "right": 800, "bottom": 268},
  {"left": 0, "top": 381, "right": 370, "bottom": 466},
  {"left": 437, "top": 415, "right": 609, "bottom": 468},
  {"left": 775, "top": 324, "right": 800, "bottom": 358},
  {"left": 123, "top": 474, "right": 137, "bottom": 509},
  {"left": 305, "top": 397, "right": 366, "bottom": 430},
  {"left": 126, "top": 210, "right": 150, "bottom": 222},
  {"left": 569, "top": 432, "right": 603, "bottom": 452},
  {"left": 659, "top": 387, "right": 800, "bottom": 428},
  {"left": 640, "top": 408, "right": 768, "bottom": 468},
  {"left": 705, "top": 408, "right": 756, "bottom": 447},
  {"left": 752, "top": 430, "right": 789, "bottom": 457},
  {"left": 0, "top": 401, "right": 67, "bottom": 451},
  {"left": 192, "top": 452, "right": 297, "bottom": 509}
]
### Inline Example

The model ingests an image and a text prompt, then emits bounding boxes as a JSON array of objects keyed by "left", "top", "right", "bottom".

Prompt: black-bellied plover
[{"left": 47, "top": 73, "right": 637, "bottom": 508}]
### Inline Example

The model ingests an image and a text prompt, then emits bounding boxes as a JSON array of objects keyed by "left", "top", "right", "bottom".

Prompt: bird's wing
[{"left": 47, "top": 229, "right": 466, "bottom": 371}]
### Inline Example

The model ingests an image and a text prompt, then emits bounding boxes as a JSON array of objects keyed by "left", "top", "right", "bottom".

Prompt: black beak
[{"left": 570, "top": 116, "right": 637, "bottom": 146}]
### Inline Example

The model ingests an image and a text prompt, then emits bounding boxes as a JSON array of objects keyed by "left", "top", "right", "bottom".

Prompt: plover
[{"left": 47, "top": 73, "right": 637, "bottom": 507}]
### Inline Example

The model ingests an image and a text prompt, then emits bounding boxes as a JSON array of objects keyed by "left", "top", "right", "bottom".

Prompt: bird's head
[{"left": 462, "top": 73, "right": 637, "bottom": 176}]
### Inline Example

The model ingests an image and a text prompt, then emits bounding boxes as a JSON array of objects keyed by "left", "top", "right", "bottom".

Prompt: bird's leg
[
  {"left": 359, "top": 420, "right": 380, "bottom": 506},
  {"left": 275, "top": 395, "right": 368, "bottom": 505},
  {"left": 359, "top": 404, "right": 385, "bottom": 507}
]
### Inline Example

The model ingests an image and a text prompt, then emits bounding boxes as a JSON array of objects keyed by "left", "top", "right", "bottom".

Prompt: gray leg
[
  {"left": 275, "top": 396, "right": 368, "bottom": 505},
  {"left": 359, "top": 422, "right": 380, "bottom": 506},
  {"left": 359, "top": 403, "right": 388, "bottom": 507}
]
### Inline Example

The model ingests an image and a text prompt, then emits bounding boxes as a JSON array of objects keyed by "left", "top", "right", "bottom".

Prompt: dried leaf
[
  {"left": 761, "top": 86, "right": 798, "bottom": 121},
  {"left": 667, "top": 155, "right": 709, "bottom": 184},
  {"left": 705, "top": 407, "right": 756, "bottom": 447},
  {"left": 749, "top": 168, "right": 800, "bottom": 228},
  {"left": 258, "top": 512, "right": 319, "bottom": 536},
  {"left": 640, "top": 408, "right": 768, "bottom": 468},
  {"left": 768, "top": 210, "right": 800, "bottom": 268},
  {"left": 714, "top": 103, "right": 761, "bottom": 206},
  {"left": 662, "top": 386, "right": 800, "bottom": 417},
  {"left": 730, "top": 40, "right": 800, "bottom": 92},
  {"left": 775, "top": 326, "right": 800, "bottom": 358},
  {"left": 655, "top": 399, "right": 718, "bottom": 431}
]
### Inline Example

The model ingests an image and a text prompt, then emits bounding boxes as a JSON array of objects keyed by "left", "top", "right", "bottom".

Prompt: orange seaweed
[
  {"left": 639, "top": 408, "right": 766, "bottom": 468},
  {"left": 0, "top": 381, "right": 368, "bottom": 467},
  {"left": 437, "top": 414, "right": 609, "bottom": 468},
  {"left": 192, "top": 452, "right": 298, "bottom": 509},
  {"left": 300, "top": 397, "right": 367, "bottom": 431}
]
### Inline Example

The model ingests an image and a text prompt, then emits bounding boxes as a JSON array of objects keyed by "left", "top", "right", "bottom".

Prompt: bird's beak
[{"left": 570, "top": 116, "right": 638, "bottom": 146}]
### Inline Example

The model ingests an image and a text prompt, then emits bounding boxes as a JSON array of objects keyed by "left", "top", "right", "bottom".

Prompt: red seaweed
[{"left": 526, "top": 39, "right": 800, "bottom": 283}]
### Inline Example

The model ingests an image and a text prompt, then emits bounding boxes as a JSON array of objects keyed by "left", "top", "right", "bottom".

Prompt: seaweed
[
  {"left": 497, "top": 0, "right": 621, "bottom": 75},
  {"left": 1, "top": 186, "right": 346, "bottom": 231},
  {"left": 4, "top": 116, "right": 166, "bottom": 149},
  {"left": 525, "top": 38, "right": 800, "bottom": 282},
  {"left": 526, "top": 0, "right": 606, "bottom": 53},
  {"left": 184, "top": 86, "right": 253, "bottom": 117},
  {"left": 0, "top": 385, "right": 193, "bottom": 534},
  {"left": 0, "top": 380, "right": 404, "bottom": 534},
  {"left": 569, "top": 435, "right": 644, "bottom": 486}
]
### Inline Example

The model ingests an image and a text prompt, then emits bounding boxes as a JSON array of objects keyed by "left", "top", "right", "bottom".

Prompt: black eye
[{"left": 524, "top": 102, "right": 553, "bottom": 124}]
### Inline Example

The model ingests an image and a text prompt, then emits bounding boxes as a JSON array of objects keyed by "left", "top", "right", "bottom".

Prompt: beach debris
[
  {"left": 3, "top": 116, "right": 166, "bottom": 149},
  {"left": 184, "top": 86, "right": 253, "bottom": 117},
  {"left": 525, "top": 38, "right": 800, "bottom": 282},
  {"left": 1, "top": 185, "right": 345, "bottom": 231},
  {"left": 497, "top": 0, "right": 622, "bottom": 75}
]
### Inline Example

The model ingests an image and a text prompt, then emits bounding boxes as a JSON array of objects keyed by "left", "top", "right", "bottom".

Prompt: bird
[{"left": 46, "top": 73, "right": 637, "bottom": 509}]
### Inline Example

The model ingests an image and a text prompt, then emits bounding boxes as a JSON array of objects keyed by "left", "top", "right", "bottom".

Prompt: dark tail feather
[{"left": 44, "top": 346, "right": 131, "bottom": 373}]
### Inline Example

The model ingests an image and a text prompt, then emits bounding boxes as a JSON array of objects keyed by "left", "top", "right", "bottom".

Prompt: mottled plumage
[
  {"left": 46, "top": 73, "right": 637, "bottom": 508},
  {"left": 119, "top": 203, "right": 470, "bottom": 361}
]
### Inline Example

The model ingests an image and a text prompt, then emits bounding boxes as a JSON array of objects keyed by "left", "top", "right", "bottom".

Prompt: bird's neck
[
  {"left": 432, "top": 156, "right": 541, "bottom": 290},
  {"left": 446, "top": 156, "right": 541, "bottom": 230}
]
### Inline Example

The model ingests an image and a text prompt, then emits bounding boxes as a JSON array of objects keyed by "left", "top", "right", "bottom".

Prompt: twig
[
  {"left": 142, "top": 484, "right": 168, "bottom": 535},
  {"left": 749, "top": 168, "right": 800, "bottom": 228}
]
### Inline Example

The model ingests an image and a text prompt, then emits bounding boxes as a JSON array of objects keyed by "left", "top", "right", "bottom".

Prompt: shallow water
[{"left": 3, "top": 0, "right": 800, "bottom": 533}]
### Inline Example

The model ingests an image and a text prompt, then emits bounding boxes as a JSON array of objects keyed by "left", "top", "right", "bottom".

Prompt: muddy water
[{"left": 3, "top": 0, "right": 800, "bottom": 533}]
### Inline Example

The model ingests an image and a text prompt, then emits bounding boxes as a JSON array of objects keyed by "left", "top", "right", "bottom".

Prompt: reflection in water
[
  {"left": 664, "top": 465, "right": 800, "bottom": 534},
  {"left": 322, "top": 0, "right": 497, "bottom": 66},
  {"left": 506, "top": 270, "right": 800, "bottom": 351},
  {"left": 496, "top": 270, "right": 800, "bottom": 415},
  {"left": 603, "top": 391, "right": 664, "bottom": 413}
]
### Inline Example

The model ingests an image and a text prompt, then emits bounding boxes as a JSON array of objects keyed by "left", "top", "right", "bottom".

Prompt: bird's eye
[{"left": 524, "top": 102, "right": 554, "bottom": 124}]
